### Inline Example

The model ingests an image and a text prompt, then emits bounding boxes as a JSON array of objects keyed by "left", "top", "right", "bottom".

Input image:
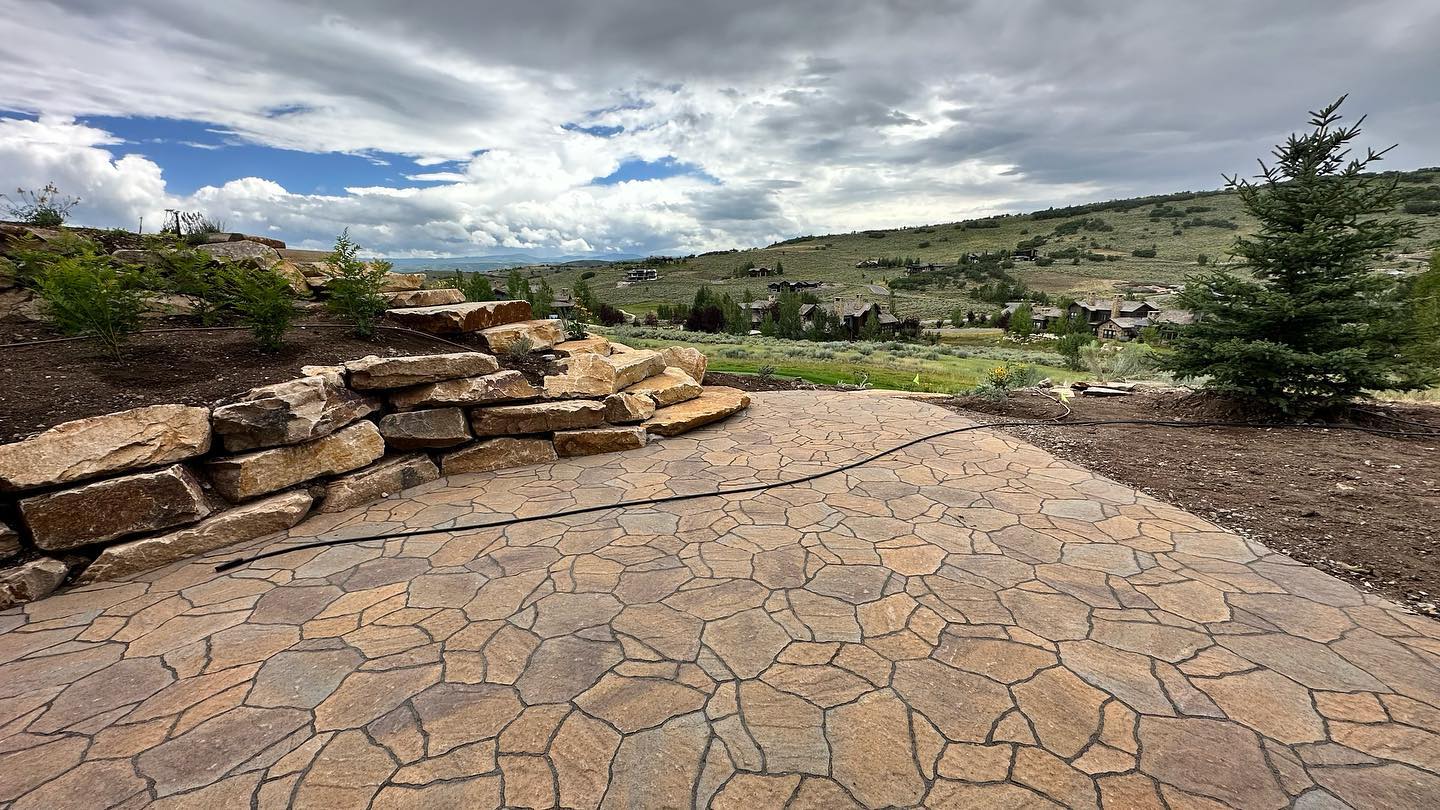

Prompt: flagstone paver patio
[{"left": 3, "top": 390, "right": 1439, "bottom": 809}]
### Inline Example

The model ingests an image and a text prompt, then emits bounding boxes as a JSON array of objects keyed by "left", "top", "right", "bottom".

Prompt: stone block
[
  {"left": 384, "top": 288, "right": 465, "bottom": 308},
  {"left": 388, "top": 370, "right": 541, "bottom": 410},
  {"left": 211, "top": 376, "right": 378, "bottom": 452},
  {"left": 643, "top": 387, "right": 751, "bottom": 437},
  {"left": 378, "top": 272, "right": 426, "bottom": 292},
  {"left": 660, "top": 346, "right": 708, "bottom": 384},
  {"left": 441, "top": 438, "right": 558, "bottom": 475},
  {"left": 542, "top": 350, "right": 666, "bottom": 399},
  {"left": 0, "top": 519, "right": 20, "bottom": 561},
  {"left": 554, "top": 336, "right": 612, "bottom": 357},
  {"left": 471, "top": 400, "right": 606, "bottom": 436},
  {"left": 20, "top": 465, "right": 214, "bottom": 551},
  {"left": 481, "top": 319, "right": 566, "bottom": 354},
  {"left": 603, "top": 392, "right": 657, "bottom": 425},
  {"left": 385, "top": 300, "right": 533, "bottom": 335},
  {"left": 205, "top": 421, "right": 386, "bottom": 502},
  {"left": 553, "top": 427, "right": 647, "bottom": 457},
  {"left": 624, "top": 368, "right": 703, "bottom": 407},
  {"left": 197, "top": 240, "right": 283, "bottom": 267},
  {"left": 77, "top": 490, "right": 314, "bottom": 583},
  {"left": 0, "top": 557, "right": 70, "bottom": 610},
  {"left": 378, "top": 408, "right": 472, "bottom": 450},
  {"left": 321, "top": 454, "right": 440, "bottom": 513},
  {"left": 345, "top": 352, "right": 499, "bottom": 390},
  {"left": 0, "top": 404, "right": 211, "bottom": 492}
]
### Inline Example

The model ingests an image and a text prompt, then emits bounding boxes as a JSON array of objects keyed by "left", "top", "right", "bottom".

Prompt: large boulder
[
  {"left": 379, "top": 272, "right": 426, "bottom": 292},
  {"left": 0, "top": 405, "right": 212, "bottom": 492},
  {"left": 197, "top": 240, "right": 283, "bottom": 267},
  {"left": 76, "top": 490, "right": 314, "bottom": 584},
  {"left": 0, "top": 520, "right": 20, "bottom": 561},
  {"left": 553, "top": 427, "right": 647, "bottom": 458},
  {"left": 471, "top": 400, "right": 606, "bottom": 436},
  {"left": 603, "top": 392, "right": 656, "bottom": 425},
  {"left": 388, "top": 370, "right": 540, "bottom": 410},
  {"left": 385, "top": 300, "right": 532, "bottom": 335},
  {"left": 20, "top": 464, "right": 215, "bottom": 551},
  {"left": 385, "top": 288, "right": 465, "bottom": 308},
  {"left": 0, "top": 557, "right": 70, "bottom": 610},
  {"left": 270, "top": 261, "right": 311, "bottom": 295},
  {"left": 660, "top": 346, "right": 708, "bottom": 384},
  {"left": 480, "top": 319, "right": 565, "bottom": 354},
  {"left": 378, "top": 408, "right": 472, "bottom": 449},
  {"left": 643, "top": 387, "right": 751, "bottom": 437},
  {"left": 440, "top": 438, "right": 558, "bottom": 475},
  {"left": 542, "top": 350, "right": 667, "bottom": 399},
  {"left": 553, "top": 336, "right": 612, "bottom": 357},
  {"left": 205, "top": 421, "right": 386, "bottom": 502},
  {"left": 623, "top": 368, "right": 703, "bottom": 408},
  {"left": 345, "top": 352, "right": 499, "bottom": 390},
  {"left": 211, "top": 376, "right": 379, "bottom": 452},
  {"left": 320, "top": 454, "right": 439, "bottom": 513}
]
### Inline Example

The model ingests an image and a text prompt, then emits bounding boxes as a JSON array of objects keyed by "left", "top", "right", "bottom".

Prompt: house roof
[
  {"left": 1102, "top": 317, "right": 1151, "bottom": 330},
  {"left": 1076, "top": 299, "right": 1156, "bottom": 315},
  {"left": 1152, "top": 310, "right": 1195, "bottom": 325}
]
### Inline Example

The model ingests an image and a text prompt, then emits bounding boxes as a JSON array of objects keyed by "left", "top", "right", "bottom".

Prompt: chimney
[
  {"left": 833, "top": 296, "right": 842, "bottom": 316},
  {"left": 1111, "top": 295, "right": 1122, "bottom": 319}
]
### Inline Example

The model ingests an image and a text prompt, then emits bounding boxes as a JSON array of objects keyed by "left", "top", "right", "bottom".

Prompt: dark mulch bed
[
  {"left": 0, "top": 318, "right": 540, "bottom": 442},
  {"left": 941, "top": 389, "right": 1440, "bottom": 616},
  {"left": 704, "top": 371, "right": 845, "bottom": 392}
]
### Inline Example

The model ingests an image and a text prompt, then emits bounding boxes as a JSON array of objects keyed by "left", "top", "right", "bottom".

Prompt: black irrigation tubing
[
  {"left": 0, "top": 323, "right": 476, "bottom": 352},
  {"left": 213, "top": 411, "right": 1440, "bottom": 573}
]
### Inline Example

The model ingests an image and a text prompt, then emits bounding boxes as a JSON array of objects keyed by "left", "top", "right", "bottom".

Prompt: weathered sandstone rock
[
  {"left": 206, "top": 421, "right": 386, "bottom": 501},
  {"left": 553, "top": 427, "right": 647, "bottom": 457},
  {"left": 203, "top": 233, "right": 285, "bottom": 249},
  {"left": 388, "top": 370, "right": 541, "bottom": 410},
  {"left": 378, "top": 272, "right": 426, "bottom": 292},
  {"left": 624, "top": 368, "right": 703, "bottom": 408},
  {"left": 0, "top": 557, "right": 70, "bottom": 610},
  {"left": 378, "top": 408, "right": 471, "bottom": 449},
  {"left": 385, "top": 288, "right": 465, "bottom": 308},
  {"left": 300, "top": 364, "right": 347, "bottom": 388},
  {"left": 211, "top": 376, "right": 378, "bottom": 452},
  {"left": 643, "top": 387, "right": 751, "bottom": 437},
  {"left": 542, "top": 350, "right": 667, "bottom": 398},
  {"left": 481, "top": 319, "right": 566, "bottom": 354},
  {"left": 197, "top": 240, "right": 283, "bottom": 266},
  {"left": 77, "top": 490, "right": 314, "bottom": 584},
  {"left": 320, "top": 453, "right": 440, "bottom": 513},
  {"left": 441, "top": 438, "right": 558, "bottom": 475},
  {"left": 20, "top": 465, "right": 215, "bottom": 551},
  {"left": 268, "top": 261, "right": 310, "bottom": 295},
  {"left": 660, "top": 346, "right": 708, "bottom": 384},
  {"left": 0, "top": 520, "right": 20, "bottom": 561},
  {"left": 471, "top": 400, "right": 607, "bottom": 436},
  {"left": 345, "top": 352, "right": 499, "bottom": 390},
  {"left": 554, "top": 336, "right": 612, "bottom": 357},
  {"left": 603, "top": 392, "right": 657, "bottom": 424},
  {"left": 0, "top": 404, "right": 211, "bottom": 492},
  {"left": 385, "top": 300, "right": 533, "bottom": 334}
]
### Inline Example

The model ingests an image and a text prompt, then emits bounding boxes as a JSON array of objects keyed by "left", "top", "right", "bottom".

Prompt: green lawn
[{"left": 605, "top": 327, "right": 1083, "bottom": 394}]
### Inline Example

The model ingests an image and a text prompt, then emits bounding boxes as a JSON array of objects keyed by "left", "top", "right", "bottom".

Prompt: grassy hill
[{"left": 520, "top": 168, "right": 1440, "bottom": 321}]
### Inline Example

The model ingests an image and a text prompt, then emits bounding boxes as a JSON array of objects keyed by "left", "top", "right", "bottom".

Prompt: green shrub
[
  {"left": 152, "top": 244, "right": 231, "bottom": 325},
  {"left": 324, "top": 230, "right": 388, "bottom": 337},
  {"left": 1131, "top": 247, "right": 1158, "bottom": 258},
  {"left": 1196, "top": 253, "right": 1210, "bottom": 266},
  {"left": 37, "top": 252, "right": 143, "bottom": 359},
  {"left": 504, "top": 335, "right": 535, "bottom": 360},
  {"left": 4, "top": 183, "right": 79, "bottom": 226},
  {"left": 224, "top": 267, "right": 295, "bottom": 352}
]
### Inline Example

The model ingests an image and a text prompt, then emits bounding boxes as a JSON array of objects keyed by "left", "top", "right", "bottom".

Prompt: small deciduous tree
[
  {"left": 37, "top": 251, "right": 143, "bottom": 360},
  {"left": 1164, "top": 97, "right": 1423, "bottom": 415},
  {"left": 225, "top": 267, "right": 296, "bottom": 352},
  {"left": 1007, "top": 303, "right": 1034, "bottom": 338}
]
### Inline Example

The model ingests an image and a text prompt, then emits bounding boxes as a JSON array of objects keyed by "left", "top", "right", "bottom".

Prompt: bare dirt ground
[{"left": 942, "top": 389, "right": 1440, "bottom": 616}]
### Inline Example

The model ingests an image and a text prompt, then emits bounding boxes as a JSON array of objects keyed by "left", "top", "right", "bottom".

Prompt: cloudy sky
[{"left": 2, "top": 1, "right": 1437, "bottom": 257}]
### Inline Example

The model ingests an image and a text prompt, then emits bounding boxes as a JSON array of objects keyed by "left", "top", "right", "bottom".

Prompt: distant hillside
[
  {"left": 386, "top": 252, "right": 643, "bottom": 274},
  {"left": 527, "top": 168, "right": 1440, "bottom": 320}
]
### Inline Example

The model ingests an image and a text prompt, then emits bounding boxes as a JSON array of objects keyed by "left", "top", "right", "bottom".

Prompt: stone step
[
  {"left": 385, "top": 300, "right": 533, "bottom": 335},
  {"left": 642, "top": 386, "right": 751, "bottom": 437},
  {"left": 623, "top": 368, "right": 702, "bottom": 408},
  {"left": 542, "top": 350, "right": 667, "bottom": 398}
]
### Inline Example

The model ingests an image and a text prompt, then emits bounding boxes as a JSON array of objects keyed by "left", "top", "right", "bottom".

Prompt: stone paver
[{"left": 2, "top": 391, "right": 1439, "bottom": 808}]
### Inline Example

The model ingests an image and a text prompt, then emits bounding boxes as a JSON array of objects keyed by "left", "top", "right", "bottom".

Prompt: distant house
[
  {"left": 904, "top": 263, "right": 945, "bottom": 275},
  {"left": 1097, "top": 308, "right": 1196, "bottom": 341},
  {"left": 551, "top": 294, "right": 576, "bottom": 318},
  {"left": 855, "top": 259, "right": 880, "bottom": 268},
  {"left": 1001, "top": 302, "right": 1065, "bottom": 332},
  {"left": 747, "top": 266, "right": 776, "bottom": 277},
  {"left": 1013, "top": 248, "right": 1040, "bottom": 261},
  {"left": 768, "top": 280, "right": 821, "bottom": 293},
  {"left": 625, "top": 267, "right": 659, "bottom": 282},
  {"left": 1067, "top": 296, "right": 1160, "bottom": 327}
]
